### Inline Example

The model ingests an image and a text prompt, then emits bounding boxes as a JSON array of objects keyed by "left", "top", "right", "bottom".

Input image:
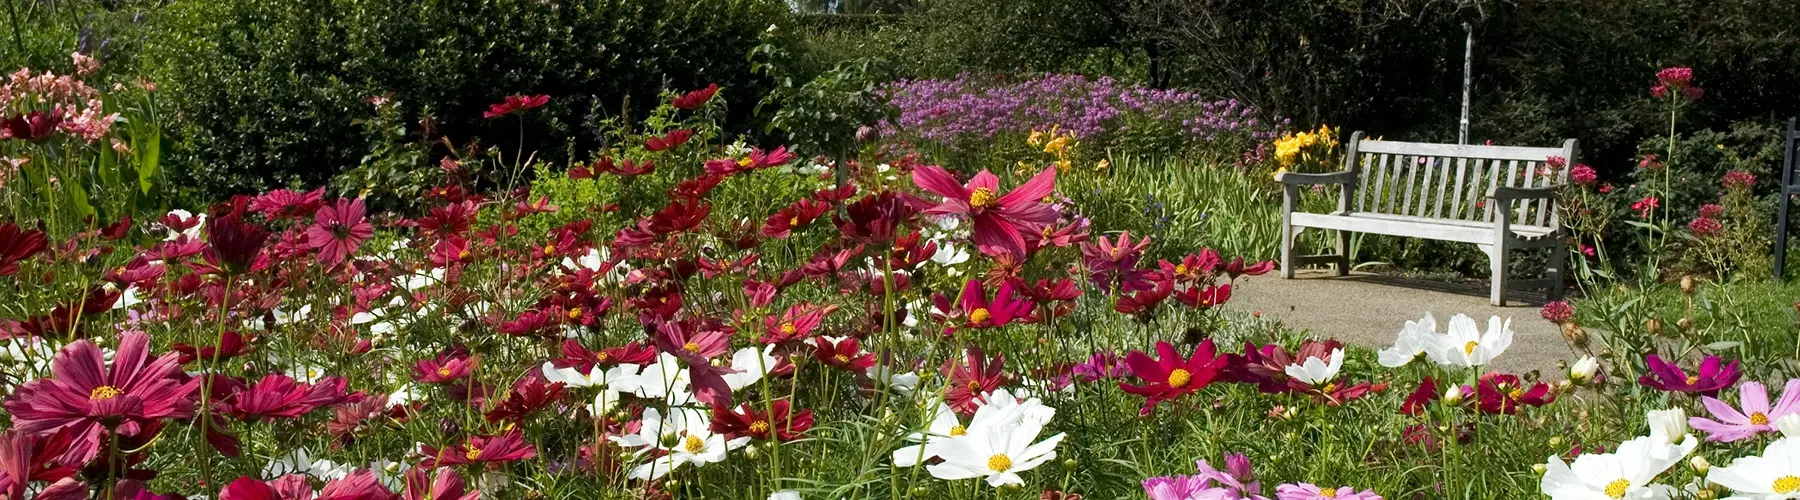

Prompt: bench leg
[
  {"left": 1334, "top": 229, "right": 1351, "bottom": 276},
  {"left": 1545, "top": 239, "right": 1567, "bottom": 301},
  {"left": 1488, "top": 244, "right": 1508, "bottom": 306},
  {"left": 1280, "top": 220, "right": 1296, "bottom": 279}
]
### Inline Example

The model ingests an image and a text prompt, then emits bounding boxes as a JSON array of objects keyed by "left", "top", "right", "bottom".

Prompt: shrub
[{"left": 143, "top": 0, "right": 795, "bottom": 200}]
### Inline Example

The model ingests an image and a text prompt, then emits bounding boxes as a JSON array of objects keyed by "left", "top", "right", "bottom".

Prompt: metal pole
[
  {"left": 1776, "top": 117, "right": 1796, "bottom": 281},
  {"left": 1459, "top": 22, "right": 1473, "bottom": 145}
]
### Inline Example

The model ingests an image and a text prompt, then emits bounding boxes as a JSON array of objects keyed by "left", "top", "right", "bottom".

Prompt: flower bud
[
  {"left": 1532, "top": 464, "right": 1547, "bottom": 475},
  {"left": 1569, "top": 356, "right": 1598, "bottom": 383},
  {"left": 1062, "top": 459, "right": 1079, "bottom": 470},
  {"left": 1561, "top": 323, "right": 1589, "bottom": 349},
  {"left": 1677, "top": 317, "right": 1693, "bottom": 331},
  {"left": 1680, "top": 275, "right": 1696, "bottom": 295},
  {"left": 1443, "top": 385, "right": 1465, "bottom": 405},
  {"left": 1646, "top": 318, "right": 1664, "bottom": 336},
  {"left": 1690, "top": 456, "right": 1711, "bottom": 474},
  {"left": 1697, "top": 487, "right": 1716, "bottom": 500}
]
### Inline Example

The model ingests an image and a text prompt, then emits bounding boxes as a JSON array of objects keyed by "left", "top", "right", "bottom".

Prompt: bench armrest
[
  {"left": 1276, "top": 171, "right": 1357, "bottom": 186},
  {"left": 1486, "top": 185, "right": 1557, "bottom": 202}
]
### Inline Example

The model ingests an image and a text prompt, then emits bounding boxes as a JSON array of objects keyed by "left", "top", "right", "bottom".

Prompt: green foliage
[
  {"left": 1062, "top": 156, "right": 1285, "bottom": 260},
  {"left": 143, "top": 0, "right": 795, "bottom": 200},
  {"left": 1574, "top": 279, "right": 1800, "bottom": 381}
]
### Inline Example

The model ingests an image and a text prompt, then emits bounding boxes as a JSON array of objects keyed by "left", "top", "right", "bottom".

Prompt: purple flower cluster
[{"left": 881, "top": 73, "right": 1280, "bottom": 146}]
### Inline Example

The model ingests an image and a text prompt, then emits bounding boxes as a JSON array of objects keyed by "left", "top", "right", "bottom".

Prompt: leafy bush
[{"left": 144, "top": 0, "right": 795, "bottom": 200}]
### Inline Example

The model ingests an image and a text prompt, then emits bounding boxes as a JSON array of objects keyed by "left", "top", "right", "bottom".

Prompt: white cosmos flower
[
  {"left": 1425, "top": 314, "right": 1513, "bottom": 367},
  {"left": 263, "top": 449, "right": 348, "bottom": 481},
  {"left": 1377, "top": 314, "right": 1437, "bottom": 367},
  {"left": 1778, "top": 414, "right": 1800, "bottom": 438},
  {"left": 287, "top": 364, "right": 330, "bottom": 384},
  {"left": 618, "top": 407, "right": 748, "bottom": 480},
  {"left": 931, "top": 242, "right": 970, "bottom": 268},
  {"left": 543, "top": 362, "right": 642, "bottom": 415},
  {"left": 897, "top": 390, "right": 1059, "bottom": 481},
  {"left": 1706, "top": 436, "right": 1800, "bottom": 499},
  {"left": 893, "top": 401, "right": 966, "bottom": 467},
  {"left": 769, "top": 491, "right": 802, "bottom": 500},
  {"left": 1283, "top": 348, "right": 1345, "bottom": 385},
  {"left": 866, "top": 365, "right": 920, "bottom": 395},
  {"left": 387, "top": 384, "right": 427, "bottom": 408},
  {"left": 613, "top": 352, "right": 692, "bottom": 401},
  {"left": 113, "top": 286, "right": 143, "bottom": 311},
  {"left": 723, "top": 346, "right": 779, "bottom": 391},
  {"left": 1646, "top": 408, "right": 1693, "bottom": 448},
  {"left": 1540, "top": 434, "right": 1690, "bottom": 500},
  {"left": 163, "top": 209, "right": 204, "bottom": 241},
  {"left": 395, "top": 268, "right": 445, "bottom": 291},
  {"left": 925, "top": 409, "right": 1066, "bottom": 487}
]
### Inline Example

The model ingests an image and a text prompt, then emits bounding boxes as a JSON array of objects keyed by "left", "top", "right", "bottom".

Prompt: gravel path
[{"left": 1224, "top": 270, "right": 1574, "bottom": 376}]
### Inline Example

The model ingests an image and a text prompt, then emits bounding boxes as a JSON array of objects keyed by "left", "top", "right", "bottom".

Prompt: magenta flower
[
  {"left": 932, "top": 279, "right": 1031, "bottom": 332},
  {"left": 1689, "top": 217, "right": 1723, "bottom": 237},
  {"left": 1540, "top": 301, "right": 1574, "bottom": 325},
  {"left": 2, "top": 332, "right": 198, "bottom": 457},
  {"left": 404, "top": 467, "right": 479, "bottom": 500},
  {"left": 1570, "top": 164, "right": 1597, "bottom": 186},
  {"left": 420, "top": 429, "right": 537, "bottom": 468},
  {"left": 1143, "top": 474, "right": 1213, "bottom": 500},
  {"left": 1640, "top": 354, "right": 1741, "bottom": 395},
  {"left": 1276, "top": 483, "right": 1383, "bottom": 500},
  {"left": 1689, "top": 379, "right": 1800, "bottom": 442},
  {"left": 307, "top": 198, "right": 373, "bottom": 266},
  {"left": 1652, "top": 67, "right": 1703, "bottom": 101},
  {"left": 912, "top": 165, "right": 1058, "bottom": 259},
  {"left": 1081, "top": 231, "right": 1155, "bottom": 292}
]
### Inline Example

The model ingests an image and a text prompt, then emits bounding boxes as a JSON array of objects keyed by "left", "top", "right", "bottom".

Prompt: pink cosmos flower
[
  {"left": 1276, "top": 483, "right": 1382, "bottom": 500},
  {"left": 1081, "top": 231, "right": 1155, "bottom": 292},
  {"left": 413, "top": 352, "right": 479, "bottom": 384},
  {"left": 307, "top": 198, "right": 373, "bottom": 266},
  {"left": 1689, "top": 379, "right": 1800, "bottom": 442},
  {"left": 932, "top": 279, "right": 1032, "bottom": 333},
  {"left": 2, "top": 332, "right": 198, "bottom": 458},
  {"left": 1640, "top": 354, "right": 1740, "bottom": 395},
  {"left": 404, "top": 467, "right": 479, "bottom": 500},
  {"left": 912, "top": 165, "right": 1058, "bottom": 259}
]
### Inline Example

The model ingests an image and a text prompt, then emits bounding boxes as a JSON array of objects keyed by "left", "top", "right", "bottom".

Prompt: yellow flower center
[
  {"left": 464, "top": 447, "right": 483, "bottom": 461},
  {"left": 780, "top": 322, "right": 797, "bottom": 335},
  {"left": 542, "top": 244, "right": 555, "bottom": 255},
  {"left": 967, "top": 380, "right": 982, "bottom": 391},
  {"left": 1604, "top": 479, "right": 1631, "bottom": 498},
  {"left": 969, "top": 308, "right": 991, "bottom": 325},
  {"left": 458, "top": 249, "right": 470, "bottom": 259},
  {"left": 1319, "top": 489, "right": 1339, "bottom": 499},
  {"left": 1752, "top": 412, "right": 1770, "bottom": 425},
  {"left": 1686, "top": 375, "right": 1700, "bottom": 385},
  {"left": 968, "top": 188, "right": 997, "bottom": 209},
  {"left": 1168, "top": 369, "right": 1192, "bottom": 389},
  {"left": 987, "top": 454, "right": 1012, "bottom": 472},
  {"left": 1175, "top": 264, "right": 1188, "bottom": 274},
  {"left": 1321, "top": 383, "right": 1337, "bottom": 394},
  {"left": 683, "top": 342, "right": 701, "bottom": 353},
  {"left": 309, "top": 369, "right": 322, "bottom": 379},
  {"left": 1508, "top": 388, "right": 1524, "bottom": 400},
  {"left": 684, "top": 435, "right": 705, "bottom": 454},
  {"left": 1776, "top": 476, "right": 1800, "bottom": 494},
  {"left": 949, "top": 425, "right": 967, "bottom": 436},
  {"left": 737, "top": 157, "right": 754, "bottom": 167},
  {"left": 834, "top": 354, "right": 850, "bottom": 364},
  {"left": 749, "top": 421, "right": 770, "bottom": 435},
  {"left": 1463, "top": 341, "right": 1479, "bottom": 355},
  {"left": 89, "top": 385, "right": 121, "bottom": 401},
  {"left": 567, "top": 308, "right": 582, "bottom": 319},
  {"left": 595, "top": 352, "right": 610, "bottom": 362},
  {"left": 436, "top": 367, "right": 451, "bottom": 377}
]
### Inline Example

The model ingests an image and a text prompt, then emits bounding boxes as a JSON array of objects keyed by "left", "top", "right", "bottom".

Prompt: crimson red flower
[
  {"left": 671, "top": 83, "right": 719, "bottom": 110},
  {"left": 912, "top": 165, "right": 1058, "bottom": 259},
  {"left": 0, "top": 222, "right": 48, "bottom": 277},
  {"left": 745, "top": 146, "right": 797, "bottom": 170},
  {"left": 203, "top": 213, "right": 272, "bottom": 274},
  {"left": 1119, "top": 339, "right": 1225, "bottom": 415},
  {"left": 1160, "top": 250, "right": 1222, "bottom": 284},
  {"left": 834, "top": 191, "right": 922, "bottom": 245},
  {"left": 225, "top": 374, "right": 349, "bottom": 421},
  {"left": 307, "top": 198, "right": 374, "bottom": 266},
  {"left": 403, "top": 467, "right": 479, "bottom": 500},
  {"left": 1174, "top": 283, "right": 1231, "bottom": 309},
  {"left": 413, "top": 353, "right": 479, "bottom": 384},
  {"left": 483, "top": 94, "right": 550, "bottom": 119},
  {"left": 2, "top": 332, "right": 198, "bottom": 458},
  {"left": 1400, "top": 377, "right": 1440, "bottom": 416},
  {"left": 0, "top": 429, "right": 83, "bottom": 500},
  {"left": 173, "top": 331, "right": 256, "bottom": 365},
  {"left": 653, "top": 321, "right": 737, "bottom": 406},
  {"left": 762, "top": 304, "right": 829, "bottom": 344},
  {"left": 942, "top": 346, "right": 1006, "bottom": 415},
  {"left": 1475, "top": 372, "right": 1554, "bottom": 414},
  {"left": 1081, "top": 231, "right": 1154, "bottom": 291},
  {"left": 250, "top": 188, "right": 326, "bottom": 219},
  {"left": 812, "top": 336, "right": 875, "bottom": 372},
  {"left": 644, "top": 129, "right": 695, "bottom": 152},
  {"left": 710, "top": 399, "right": 814, "bottom": 441},
  {"left": 103, "top": 256, "right": 165, "bottom": 286},
  {"left": 420, "top": 429, "right": 537, "bottom": 468},
  {"left": 1223, "top": 257, "right": 1274, "bottom": 279},
  {"left": 764, "top": 198, "right": 833, "bottom": 239},
  {"left": 484, "top": 376, "right": 565, "bottom": 423},
  {"left": 3, "top": 109, "right": 63, "bottom": 141},
  {"left": 932, "top": 279, "right": 1032, "bottom": 333}
]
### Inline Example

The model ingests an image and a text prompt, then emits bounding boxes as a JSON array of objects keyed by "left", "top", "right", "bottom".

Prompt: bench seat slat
[{"left": 1289, "top": 212, "right": 1555, "bottom": 245}]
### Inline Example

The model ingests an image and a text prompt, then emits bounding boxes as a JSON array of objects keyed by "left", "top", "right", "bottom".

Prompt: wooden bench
[{"left": 1276, "top": 132, "right": 1576, "bottom": 305}]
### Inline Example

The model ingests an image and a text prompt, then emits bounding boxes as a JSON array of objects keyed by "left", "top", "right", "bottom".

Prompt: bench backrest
[{"left": 1343, "top": 133, "right": 1578, "bottom": 230}]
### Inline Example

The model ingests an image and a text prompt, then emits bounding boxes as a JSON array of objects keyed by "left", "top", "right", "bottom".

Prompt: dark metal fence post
[{"left": 1777, "top": 117, "right": 1796, "bottom": 281}]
